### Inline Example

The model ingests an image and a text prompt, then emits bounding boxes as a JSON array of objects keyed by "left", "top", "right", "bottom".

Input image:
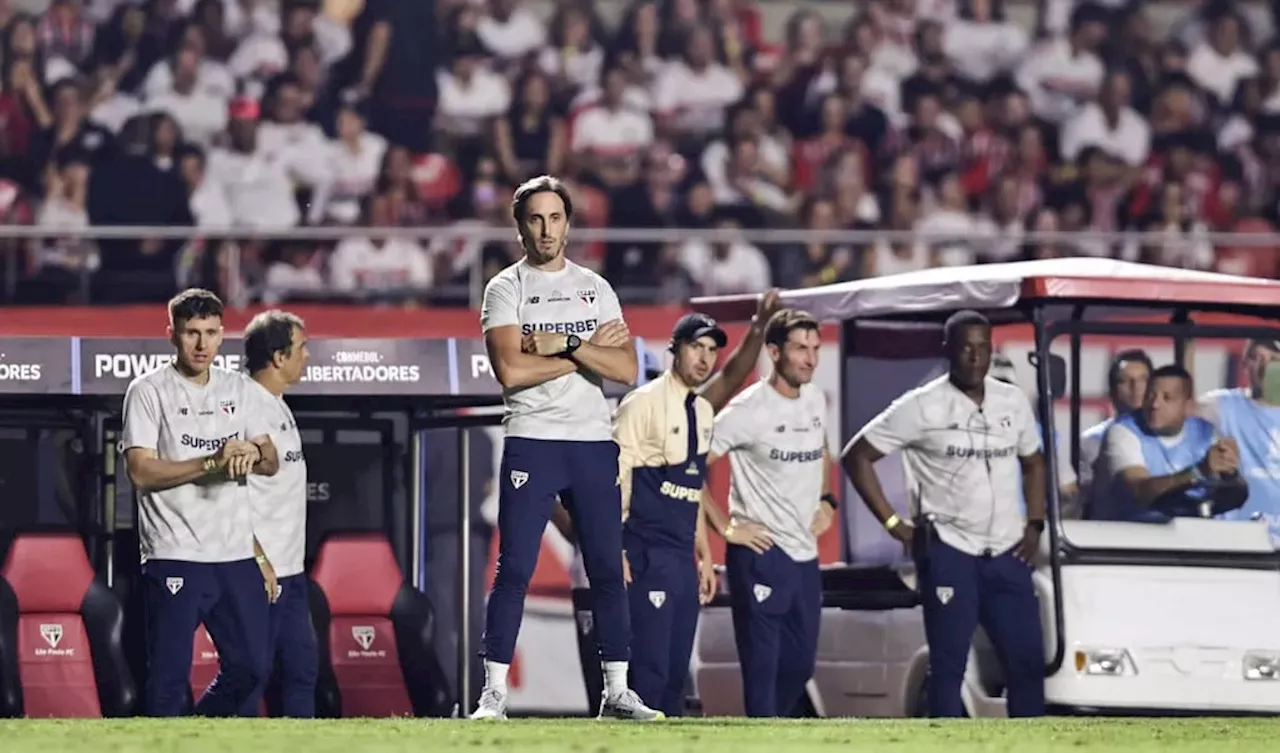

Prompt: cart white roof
[{"left": 692, "top": 257, "right": 1280, "bottom": 323}]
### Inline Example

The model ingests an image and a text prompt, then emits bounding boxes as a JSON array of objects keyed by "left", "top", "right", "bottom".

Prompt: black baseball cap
[{"left": 670, "top": 313, "right": 728, "bottom": 348}]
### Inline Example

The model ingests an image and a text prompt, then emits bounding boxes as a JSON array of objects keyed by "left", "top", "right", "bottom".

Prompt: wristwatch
[
  {"left": 564, "top": 334, "right": 582, "bottom": 355},
  {"left": 1027, "top": 519, "right": 1046, "bottom": 533},
  {"left": 203, "top": 456, "right": 219, "bottom": 473}
]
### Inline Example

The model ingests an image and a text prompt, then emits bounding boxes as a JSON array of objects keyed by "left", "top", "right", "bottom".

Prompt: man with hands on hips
[{"left": 842, "top": 310, "right": 1048, "bottom": 719}]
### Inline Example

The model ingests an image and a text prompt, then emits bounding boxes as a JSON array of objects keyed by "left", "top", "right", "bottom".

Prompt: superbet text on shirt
[
  {"left": 120, "top": 366, "right": 275, "bottom": 563},
  {"left": 855, "top": 375, "right": 1041, "bottom": 557},
  {"left": 480, "top": 257, "right": 626, "bottom": 441}
]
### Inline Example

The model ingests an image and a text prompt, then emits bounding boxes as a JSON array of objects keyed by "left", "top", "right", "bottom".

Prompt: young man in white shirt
[
  {"left": 472, "top": 175, "right": 659, "bottom": 721},
  {"left": 701, "top": 309, "right": 837, "bottom": 718},
  {"left": 843, "top": 310, "right": 1048, "bottom": 718},
  {"left": 238, "top": 309, "right": 316, "bottom": 717},
  {"left": 120, "top": 288, "right": 280, "bottom": 716}
]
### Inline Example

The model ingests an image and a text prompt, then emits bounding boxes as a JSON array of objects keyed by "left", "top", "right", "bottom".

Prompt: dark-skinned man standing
[{"left": 842, "top": 310, "right": 1048, "bottom": 718}]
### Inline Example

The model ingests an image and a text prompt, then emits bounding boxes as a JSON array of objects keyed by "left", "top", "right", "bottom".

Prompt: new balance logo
[
  {"left": 510, "top": 470, "right": 529, "bottom": 489},
  {"left": 166, "top": 577, "right": 184, "bottom": 595}
]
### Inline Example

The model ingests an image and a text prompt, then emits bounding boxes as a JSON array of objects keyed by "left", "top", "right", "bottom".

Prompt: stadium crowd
[{"left": 0, "top": 0, "right": 1279, "bottom": 307}]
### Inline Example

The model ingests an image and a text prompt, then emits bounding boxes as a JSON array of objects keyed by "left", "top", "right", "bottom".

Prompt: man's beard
[{"left": 526, "top": 237, "right": 564, "bottom": 263}]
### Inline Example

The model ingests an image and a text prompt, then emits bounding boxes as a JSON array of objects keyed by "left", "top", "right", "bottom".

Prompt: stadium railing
[{"left": 0, "top": 225, "right": 1274, "bottom": 308}]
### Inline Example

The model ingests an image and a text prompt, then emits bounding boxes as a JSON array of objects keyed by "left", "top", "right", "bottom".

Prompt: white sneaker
[
  {"left": 597, "top": 689, "right": 665, "bottom": 721},
  {"left": 469, "top": 687, "right": 508, "bottom": 720}
]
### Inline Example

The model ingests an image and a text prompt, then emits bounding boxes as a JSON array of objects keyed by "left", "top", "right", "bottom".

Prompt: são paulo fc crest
[
  {"left": 577, "top": 289, "right": 597, "bottom": 306},
  {"left": 936, "top": 586, "right": 954, "bottom": 605},
  {"left": 352, "top": 625, "right": 376, "bottom": 650},
  {"left": 648, "top": 591, "right": 666, "bottom": 609},
  {"left": 510, "top": 470, "right": 529, "bottom": 489},
  {"left": 219, "top": 399, "right": 236, "bottom": 416},
  {"left": 166, "top": 577, "right": 184, "bottom": 595},
  {"left": 40, "top": 623, "right": 63, "bottom": 649},
  {"left": 752, "top": 584, "right": 772, "bottom": 602}
]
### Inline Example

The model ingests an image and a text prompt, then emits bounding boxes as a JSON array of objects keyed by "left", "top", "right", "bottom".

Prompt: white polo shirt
[
  {"left": 856, "top": 375, "right": 1042, "bottom": 556},
  {"left": 710, "top": 380, "right": 829, "bottom": 563}
]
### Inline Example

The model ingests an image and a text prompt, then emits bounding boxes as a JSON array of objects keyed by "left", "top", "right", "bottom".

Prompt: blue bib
[
  {"left": 1094, "top": 413, "right": 1216, "bottom": 523},
  {"left": 1208, "top": 390, "right": 1280, "bottom": 537}
]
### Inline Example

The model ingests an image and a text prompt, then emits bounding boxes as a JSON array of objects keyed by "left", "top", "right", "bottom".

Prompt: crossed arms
[{"left": 484, "top": 320, "right": 638, "bottom": 389}]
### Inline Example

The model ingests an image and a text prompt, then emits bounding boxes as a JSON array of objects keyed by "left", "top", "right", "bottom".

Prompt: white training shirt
[
  {"left": 480, "top": 258, "right": 626, "bottom": 442},
  {"left": 121, "top": 366, "right": 274, "bottom": 564},
  {"left": 856, "top": 375, "right": 1041, "bottom": 557},
  {"left": 244, "top": 380, "right": 307, "bottom": 578},
  {"left": 710, "top": 380, "right": 828, "bottom": 563}
]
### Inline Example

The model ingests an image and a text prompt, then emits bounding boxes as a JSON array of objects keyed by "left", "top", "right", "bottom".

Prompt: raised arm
[
  {"left": 699, "top": 290, "right": 780, "bottom": 412},
  {"left": 481, "top": 274, "right": 577, "bottom": 390}
]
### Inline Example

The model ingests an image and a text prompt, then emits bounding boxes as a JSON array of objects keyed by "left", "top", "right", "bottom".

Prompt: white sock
[
  {"left": 484, "top": 660, "right": 510, "bottom": 693},
  {"left": 603, "top": 660, "right": 629, "bottom": 697}
]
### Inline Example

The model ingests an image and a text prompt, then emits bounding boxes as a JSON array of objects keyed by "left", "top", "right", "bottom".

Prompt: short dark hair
[
  {"left": 168, "top": 288, "right": 224, "bottom": 328},
  {"left": 764, "top": 309, "right": 819, "bottom": 348},
  {"left": 1109, "top": 348, "right": 1153, "bottom": 387},
  {"left": 244, "top": 310, "right": 306, "bottom": 374},
  {"left": 511, "top": 175, "right": 574, "bottom": 225},
  {"left": 1149, "top": 363, "right": 1193, "bottom": 396},
  {"left": 942, "top": 310, "right": 990, "bottom": 348}
]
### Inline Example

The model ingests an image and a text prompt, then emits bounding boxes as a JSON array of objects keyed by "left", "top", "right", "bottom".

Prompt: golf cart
[{"left": 689, "top": 258, "right": 1280, "bottom": 717}]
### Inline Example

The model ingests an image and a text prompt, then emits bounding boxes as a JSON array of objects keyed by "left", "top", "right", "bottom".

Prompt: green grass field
[{"left": 0, "top": 718, "right": 1276, "bottom": 752}]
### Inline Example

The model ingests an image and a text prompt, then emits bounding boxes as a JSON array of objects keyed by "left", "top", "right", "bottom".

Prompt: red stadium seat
[
  {"left": 308, "top": 533, "right": 451, "bottom": 718},
  {"left": 0, "top": 533, "right": 135, "bottom": 718}
]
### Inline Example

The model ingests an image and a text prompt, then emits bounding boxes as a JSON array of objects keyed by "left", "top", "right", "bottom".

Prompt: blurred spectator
[
  {"left": 570, "top": 63, "right": 653, "bottom": 188},
  {"left": 653, "top": 24, "right": 744, "bottom": 142},
  {"left": 493, "top": 70, "right": 564, "bottom": 186},
  {"left": 88, "top": 113, "right": 193, "bottom": 303},
  {"left": 178, "top": 143, "right": 230, "bottom": 226},
  {"left": 311, "top": 96, "right": 386, "bottom": 225},
  {"left": 538, "top": 4, "right": 604, "bottom": 101},
  {"left": 27, "top": 150, "right": 96, "bottom": 303},
  {"left": 476, "top": 0, "right": 546, "bottom": 63},
  {"left": 329, "top": 189, "right": 433, "bottom": 295},
  {"left": 943, "top": 0, "right": 1026, "bottom": 86},
  {"left": 1016, "top": 3, "right": 1107, "bottom": 125},
  {"left": 263, "top": 240, "right": 326, "bottom": 303},
  {"left": 1186, "top": 9, "right": 1258, "bottom": 108},
  {"left": 142, "top": 23, "right": 234, "bottom": 99},
  {"left": 39, "top": 0, "right": 96, "bottom": 76},
  {"left": 145, "top": 46, "right": 227, "bottom": 145},
  {"left": 205, "top": 96, "right": 303, "bottom": 229},
  {"left": 776, "top": 197, "right": 857, "bottom": 288},
  {"left": 678, "top": 212, "right": 770, "bottom": 294},
  {"left": 1060, "top": 69, "right": 1151, "bottom": 167}
]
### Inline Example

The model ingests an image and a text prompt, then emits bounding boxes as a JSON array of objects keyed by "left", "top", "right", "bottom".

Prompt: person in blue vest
[
  {"left": 1095, "top": 364, "right": 1245, "bottom": 522},
  {"left": 1078, "top": 350, "right": 1153, "bottom": 516},
  {"left": 1197, "top": 340, "right": 1280, "bottom": 538}
]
